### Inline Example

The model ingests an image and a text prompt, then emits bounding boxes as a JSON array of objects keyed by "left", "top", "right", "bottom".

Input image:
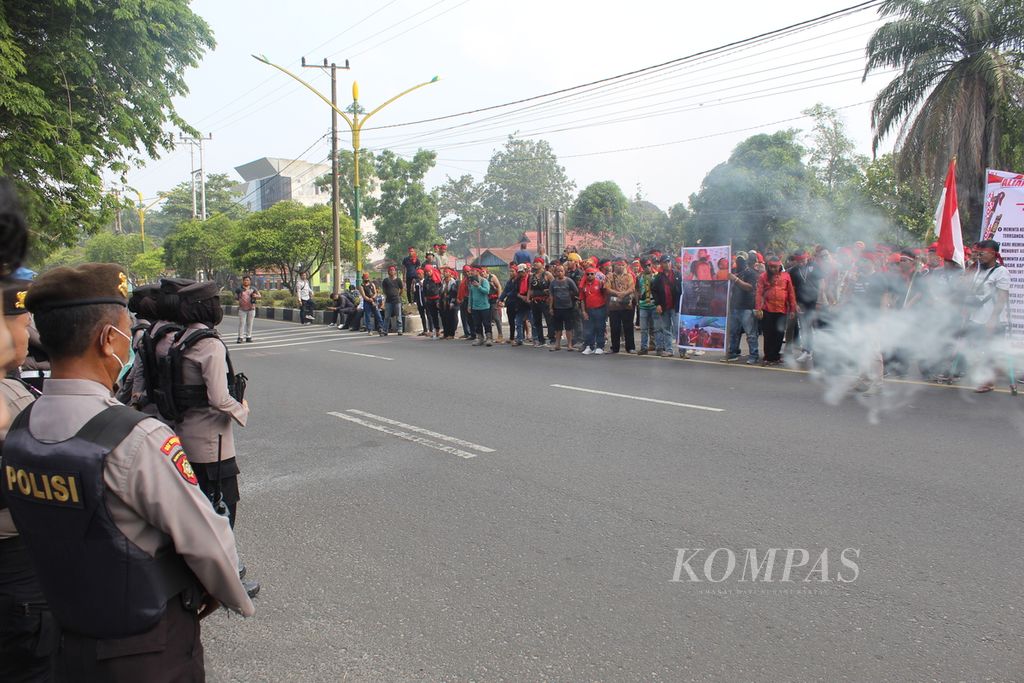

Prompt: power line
[
  {"left": 359, "top": 0, "right": 884, "bottom": 132},
  {"left": 349, "top": 0, "right": 474, "bottom": 59}
]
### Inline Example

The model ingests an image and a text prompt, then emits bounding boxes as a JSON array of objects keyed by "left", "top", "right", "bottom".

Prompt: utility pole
[
  {"left": 303, "top": 57, "right": 350, "bottom": 295},
  {"left": 180, "top": 133, "right": 213, "bottom": 220}
]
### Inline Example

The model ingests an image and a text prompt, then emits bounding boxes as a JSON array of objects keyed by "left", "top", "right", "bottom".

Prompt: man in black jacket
[
  {"left": 789, "top": 249, "right": 822, "bottom": 363},
  {"left": 652, "top": 255, "right": 682, "bottom": 357}
]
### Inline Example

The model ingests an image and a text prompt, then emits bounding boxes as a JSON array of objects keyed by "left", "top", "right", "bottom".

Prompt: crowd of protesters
[{"left": 318, "top": 239, "right": 1014, "bottom": 395}]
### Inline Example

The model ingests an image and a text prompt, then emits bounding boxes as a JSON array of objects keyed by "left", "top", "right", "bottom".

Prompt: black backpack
[
  {"left": 153, "top": 328, "right": 247, "bottom": 423},
  {"left": 140, "top": 323, "right": 183, "bottom": 409}
]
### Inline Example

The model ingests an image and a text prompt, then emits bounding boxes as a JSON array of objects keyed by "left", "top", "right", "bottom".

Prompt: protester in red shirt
[
  {"left": 580, "top": 267, "right": 608, "bottom": 355},
  {"left": 755, "top": 255, "right": 797, "bottom": 365}
]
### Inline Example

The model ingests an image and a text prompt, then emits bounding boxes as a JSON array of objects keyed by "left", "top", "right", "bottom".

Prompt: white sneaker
[
  {"left": 795, "top": 350, "right": 811, "bottom": 363},
  {"left": 593, "top": 348, "right": 604, "bottom": 355},
  {"left": 581, "top": 347, "right": 594, "bottom": 355}
]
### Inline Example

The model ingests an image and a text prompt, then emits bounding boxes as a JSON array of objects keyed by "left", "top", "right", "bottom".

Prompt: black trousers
[
  {"left": 609, "top": 309, "right": 636, "bottom": 352},
  {"left": 416, "top": 301, "right": 427, "bottom": 332},
  {"left": 441, "top": 304, "right": 458, "bottom": 338},
  {"left": 472, "top": 309, "right": 492, "bottom": 339},
  {"left": 424, "top": 300, "right": 440, "bottom": 333},
  {"left": 0, "top": 538, "right": 58, "bottom": 682},
  {"left": 194, "top": 459, "right": 240, "bottom": 528},
  {"left": 404, "top": 276, "right": 415, "bottom": 303},
  {"left": 460, "top": 302, "right": 473, "bottom": 337},
  {"left": 762, "top": 312, "right": 786, "bottom": 361},
  {"left": 56, "top": 598, "right": 204, "bottom": 683},
  {"left": 531, "top": 301, "right": 552, "bottom": 342}
]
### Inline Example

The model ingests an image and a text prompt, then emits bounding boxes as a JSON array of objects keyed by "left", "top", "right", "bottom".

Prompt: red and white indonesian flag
[{"left": 933, "top": 159, "right": 964, "bottom": 267}]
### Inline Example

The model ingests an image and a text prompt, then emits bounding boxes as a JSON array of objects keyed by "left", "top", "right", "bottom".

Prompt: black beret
[
  {"left": 25, "top": 263, "right": 128, "bottom": 314},
  {"left": 2, "top": 279, "right": 30, "bottom": 316},
  {"left": 128, "top": 284, "right": 159, "bottom": 314},
  {"left": 177, "top": 280, "right": 220, "bottom": 303},
  {"left": 159, "top": 277, "right": 195, "bottom": 293}
]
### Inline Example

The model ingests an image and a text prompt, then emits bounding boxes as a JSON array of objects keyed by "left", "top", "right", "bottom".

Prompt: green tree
[
  {"left": 570, "top": 181, "right": 630, "bottom": 251},
  {"left": 131, "top": 247, "right": 167, "bottom": 284},
  {"left": 314, "top": 149, "right": 378, "bottom": 219},
  {"left": 371, "top": 150, "right": 439, "bottom": 262},
  {"left": 687, "top": 131, "right": 815, "bottom": 252},
  {"left": 232, "top": 201, "right": 345, "bottom": 293},
  {"left": 0, "top": 1, "right": 214, "bottom": 252},
  {"left": 665, "top": 203, "right": 690, "bottom": 248},
  {"left": 145, "top": 173, "right": 246, "bottom": 238},
  {"left": 163, "top": 214, "right": 239, "bottom": 284},
  {"left": 854, "top": 154, "right": 935, "bottom": 245},
  {"left": 482, "top": 136, "right": 576, "bottom": 245},
  {"left": 435, "top": 174, "right": 485, "bottom": 254},
  {"left": 83, "top": 232, "right": 143, "bottom": 270},
  {"left": 628, "top": 186, "right": 671, "bottom": 253},
  {"left": 802, "top": 103, "right": 865, "bottom": 193},
  {"left": 864, "top": 0, "right": 1024, "bottom": 227}
]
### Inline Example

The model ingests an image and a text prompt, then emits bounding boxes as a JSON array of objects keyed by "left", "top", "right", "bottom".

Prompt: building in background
[{"left": 232, "top": 156, "right": 384, "bottom": 291}]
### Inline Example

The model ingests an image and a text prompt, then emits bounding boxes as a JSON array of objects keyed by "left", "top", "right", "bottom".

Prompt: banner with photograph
[
  {"left": 980, "top": 169, "right": 1024, "bottom": 345},
  {"left": 678, "top": 245, "right": 731, "bottom": 352}
]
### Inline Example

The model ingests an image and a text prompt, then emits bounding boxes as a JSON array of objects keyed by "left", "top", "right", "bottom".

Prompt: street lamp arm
[
  {"left": 251, "top": 54, "right": 354, "bottom": 128},
  {"left": 359, "top": 77, "right": 439, "bottom": 129}
]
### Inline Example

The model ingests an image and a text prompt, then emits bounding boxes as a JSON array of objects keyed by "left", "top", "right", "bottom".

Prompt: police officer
[
  {"left": 0, "top": 278, "right": 58, "bottom": 682},
  {"left": 1, "top": 263, "right": 254, "bottom": 681},
  {"left": 116, "top": 284, "right": 158, "bottom": 406},
  {"left": 163, "top": 281, "right": 260, "bottom": 597},
  {"left": 131, "top": 277, "right": 193, "bottom": 415}
]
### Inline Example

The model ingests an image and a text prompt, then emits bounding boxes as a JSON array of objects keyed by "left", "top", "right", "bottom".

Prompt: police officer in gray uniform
[
  {"left": 157, "top": 281, "right": 260, "bottom": 597},
  {"left": 0, "top": 278, "right": 58, "bottom": 682},
  {"left": 1, "top": 263, "right": 254, "bottom": 682}
]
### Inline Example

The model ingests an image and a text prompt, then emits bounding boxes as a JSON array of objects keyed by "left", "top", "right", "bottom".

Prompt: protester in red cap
[
  {"left": 440, "top": 267, "right": 459, "bottom": 339},
  {"left": 456, "top": 266, "right": 475, "bottom": 339},
  {"left": 579, "top": 266, "right": 608, "bottom": 354},
  {"left": 755, "top": 255, "right": 796, "bottom": 365},
  {"left": 411, "top": 268, "right": 428, "bottom": 335},
  {"left": 527, "top": 258, "right": 554, "bottom": 347},
  {"left": 421, "top": 264, "right": 442, "bottom": 338},
  {"left": 605, "top": 259, "right": 636, "bottom": 354},
  {"left": 547, "top": 263, "right": 579, "bottom": 351}
]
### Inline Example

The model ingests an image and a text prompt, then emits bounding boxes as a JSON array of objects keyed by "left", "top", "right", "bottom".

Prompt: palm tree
[{"left": 864, "top": 0, "right": 1024, "bottom": 227}]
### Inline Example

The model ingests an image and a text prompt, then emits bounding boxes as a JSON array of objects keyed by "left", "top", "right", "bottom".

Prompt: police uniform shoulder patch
[{"left": 160, "top": 436, "right": 198, "bottom": 486}]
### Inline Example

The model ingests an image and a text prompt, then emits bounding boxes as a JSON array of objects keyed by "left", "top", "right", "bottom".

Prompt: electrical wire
[{"left": 359, "top": 0, "right": 884, "bottom": 132}]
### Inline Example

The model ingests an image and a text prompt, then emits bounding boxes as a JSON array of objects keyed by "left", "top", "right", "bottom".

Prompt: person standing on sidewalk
[
  {"left": 548, "top": 263, "right": 578, "bottom": 351},
  {"left": 235, "top": 275, "right": 260, "bottom": 343},
  {"left": 468, "top": 269, "right": 493, "bottom": 346},
  {"left": 527, "top": 258, "right": 553, "bottom": 347},
  {"left": 652, "top": 255, "right": 681, "bottom": 357},
  {"left": 755, "top": 255, "right": 797, "bottom": 365},
  {"left": 722, "top": 252, "right": 759, "bottom": 364},
  {"left": 401, "top": 247, "right": 420, "bottom": 304},
  {"left": 580, "top": 267, "right": 608, "bottom": 355},
  {"left": 635, "top": 259, "right": 658, "bottom": 355},
  {"left": 296, "top": 271, "right": 314, "bottom": 324},
  {"left": 359, "top": 273, "right": 385, "bottom": 335},
  {"left": 381, "top": 265, "right": 405, "bottom": 335},
  {"left": 605, "top": 259, "right": 636, "bottom": 354}
]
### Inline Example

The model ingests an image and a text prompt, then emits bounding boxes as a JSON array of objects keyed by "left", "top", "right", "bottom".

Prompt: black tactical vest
[{"left": 2, "top": 404, "right": 198, "bottom": 638}]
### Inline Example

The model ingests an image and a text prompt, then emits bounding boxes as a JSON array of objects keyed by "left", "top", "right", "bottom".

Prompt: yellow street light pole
[
  {"left": 252, "top": 55, "right": 438, "bottom": 272},
  {"left": 133, "top": 191, "right": 165, "bottom": 252}
]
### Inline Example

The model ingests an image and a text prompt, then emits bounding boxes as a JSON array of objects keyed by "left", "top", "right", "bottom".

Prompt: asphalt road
[{"left": 201, "top": 318, "right": 1024, "bottom": 681}]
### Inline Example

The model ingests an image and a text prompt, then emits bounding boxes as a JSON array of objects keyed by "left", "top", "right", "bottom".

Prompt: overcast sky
[{"left": 129, "top": 0, "right": 895, "bottom": 211}]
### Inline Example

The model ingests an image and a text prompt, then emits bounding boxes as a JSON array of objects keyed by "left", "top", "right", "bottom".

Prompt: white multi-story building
[
  {"left": 232, "top": 156, "right": 384, "bottom": 267},
  {"left": 233, "top": 157, "right": 331, "bottom": 211}
]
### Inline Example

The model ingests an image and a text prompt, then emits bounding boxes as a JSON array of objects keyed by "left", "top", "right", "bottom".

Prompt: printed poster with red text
[
  {"left": 678, "top": 245, "right": 730, "bottom": 352},
  {"left": 980, "top": 169, "right": 1024, "bottom": 345}
]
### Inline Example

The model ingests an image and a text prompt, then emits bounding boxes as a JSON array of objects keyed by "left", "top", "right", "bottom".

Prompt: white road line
[
  {"left": 233, "top": 336, "right": 378, "bottom": 351},
  {"left": 549, "top": 384, "right": 725, "bottom": 413},
  {"left": 329, "top": 350, "right": 394, "bottom": 361},
  {"left": 344, "top": 409, "right": 495, "bottom": 453},
  {"left": 328, "top": 412, "right": 479, "bottom": 459}
]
